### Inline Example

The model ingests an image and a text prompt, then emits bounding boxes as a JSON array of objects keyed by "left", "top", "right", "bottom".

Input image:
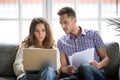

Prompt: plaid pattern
[{"left": 57, "top": 28, "right": 105, "bottom": 62}]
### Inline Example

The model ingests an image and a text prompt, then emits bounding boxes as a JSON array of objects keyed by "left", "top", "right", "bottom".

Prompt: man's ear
[{"left": 74, "top": 18, "right": 77, "bottom": 24}]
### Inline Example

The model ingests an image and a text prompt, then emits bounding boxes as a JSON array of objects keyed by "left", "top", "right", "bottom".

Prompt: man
[{"left": 57, "top": 7, "right": 110, "bottom": 80}]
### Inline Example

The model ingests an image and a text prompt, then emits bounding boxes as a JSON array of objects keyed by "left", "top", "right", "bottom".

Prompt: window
[
  {"left": 0, "top": 0, "right": 120, "bottom": 44},
  {"left": 52, "top": 0, "right": 120, "bottom": 43},
  {"left": 0, "top": 0, "right": 42, "bottom": 43},
  {"left": 101, "top": 0, "right": 120, "bottom": 43},
  {"left": 21, "top": 0, "right": 43, "bottom": 40},
  {"left": 76, "top": 0, "right": 98, "bottom": 30},
  {"left": 52, "top": 0, "right": 74, "bottom": 42},
  {"left": 0, "top": 21, "right": 19, "bottom": 43}
]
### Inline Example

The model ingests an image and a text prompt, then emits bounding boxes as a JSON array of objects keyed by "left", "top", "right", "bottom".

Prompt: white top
[{"left": 13, "top": 43, "right": 60, "bottom": 80}]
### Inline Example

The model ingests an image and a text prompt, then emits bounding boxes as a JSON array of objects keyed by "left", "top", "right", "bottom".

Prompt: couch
[
  {"left": 0, "top": 43, "right": 17, "bottom": 80},
  {"left": 58, "top": 42, "right": 120, "bottom": 80},
  {"left": 0, "top": 42, "right": 120, "bottom": 80}
]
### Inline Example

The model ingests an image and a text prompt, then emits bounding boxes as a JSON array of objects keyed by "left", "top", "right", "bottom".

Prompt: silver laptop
[{"left": 23, "top": 48, "right": 57, "bottom": 71}]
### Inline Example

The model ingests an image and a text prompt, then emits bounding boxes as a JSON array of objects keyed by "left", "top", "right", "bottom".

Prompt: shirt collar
[
  {"left": 68, "top": 26, "right": 86, "bottom": 39},
  {"left": 81, "top": 27, "right": 86, "bottom": 36}
]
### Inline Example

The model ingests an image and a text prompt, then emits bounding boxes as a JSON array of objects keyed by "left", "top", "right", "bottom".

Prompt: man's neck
[{"left": 71, "top": 26, "right": 81, "bottom": 38}]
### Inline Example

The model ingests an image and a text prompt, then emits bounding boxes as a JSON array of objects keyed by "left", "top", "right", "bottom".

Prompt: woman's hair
[{"left": 22, "top": 17, "right": 54, "bottom": 48}]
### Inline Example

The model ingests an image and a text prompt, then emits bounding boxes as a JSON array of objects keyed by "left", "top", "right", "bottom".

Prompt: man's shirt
[{"left": 57, "top": 27, "right": 105, "bottom": 63}]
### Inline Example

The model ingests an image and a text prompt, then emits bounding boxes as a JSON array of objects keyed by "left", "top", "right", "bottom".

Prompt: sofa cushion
[
  {"left": 0, "top": 77, "right": 16, "bottom": 80},
  {"left": 105, "top": 42, "right": 119, "bottom": 79},
  {"left": 0, "top": 43, "right": 18, "bottom": 76}
]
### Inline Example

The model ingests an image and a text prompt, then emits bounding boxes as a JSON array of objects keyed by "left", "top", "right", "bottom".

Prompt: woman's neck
[{"left": 34, "top": 42, "right": 44, "bottom": 48}]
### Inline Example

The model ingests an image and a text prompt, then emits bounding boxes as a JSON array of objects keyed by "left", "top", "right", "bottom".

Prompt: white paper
[{"left": 69, "top": 48, "right": 94, "bottom": 68}]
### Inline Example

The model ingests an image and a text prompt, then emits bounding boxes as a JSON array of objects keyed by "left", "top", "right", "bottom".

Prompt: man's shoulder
[
  {"left": 83, "top": 29, "right": 98, "bottom": 35},
  {"left": 84, "top": 29, "right": 97, "bottom": 33}
]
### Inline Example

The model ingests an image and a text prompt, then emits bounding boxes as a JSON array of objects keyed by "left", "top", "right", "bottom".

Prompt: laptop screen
[{"left": 23, "top": 48, "right": 57, "bottom": 71}]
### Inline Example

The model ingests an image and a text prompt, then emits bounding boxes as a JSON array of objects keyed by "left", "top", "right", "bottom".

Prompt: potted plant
[{"left": 105, "top": 18, "right": 120, "bottom": 33}]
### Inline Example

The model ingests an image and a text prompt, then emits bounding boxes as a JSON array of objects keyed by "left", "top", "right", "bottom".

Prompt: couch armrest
[
  {"left": 105, "top": 42, "right": 119, "bottom": 79},
  {"left": 119, "top": 54, "right": 120, "bottom": 80},
  {"left": 0, "top": 43, "right": 18, "bottom": 76},
  {"left": 119, "top": 64, "right": 120, "bottom": 80}
]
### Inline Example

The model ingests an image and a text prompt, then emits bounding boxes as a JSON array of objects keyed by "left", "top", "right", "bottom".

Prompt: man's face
[{"left": 59, "top": 14, "right": 76, "bottom": 34}]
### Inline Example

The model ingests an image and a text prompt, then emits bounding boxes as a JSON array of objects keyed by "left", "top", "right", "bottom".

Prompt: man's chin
[{"left": 64, "top": 31, "right": 69, "bottom": 34}]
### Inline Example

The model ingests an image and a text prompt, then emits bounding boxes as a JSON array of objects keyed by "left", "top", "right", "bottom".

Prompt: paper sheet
[{"left": 69, "top": 48, "right": 94, "bottom": 68}]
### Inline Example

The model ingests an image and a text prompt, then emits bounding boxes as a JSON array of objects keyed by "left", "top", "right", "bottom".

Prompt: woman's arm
[{"left": 13, "top": 44, "right": 26, "bottom": 80}]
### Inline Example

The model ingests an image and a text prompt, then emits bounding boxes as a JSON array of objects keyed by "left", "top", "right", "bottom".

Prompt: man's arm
[
  {"left": 60, "top": 53, "right": 76, "bottom": 75},
  {"left": 60, "top": 53, "right": 68, "bottom": 73},
  {"left": 91, "top": 47, "right": 110, "bottom": 69}
]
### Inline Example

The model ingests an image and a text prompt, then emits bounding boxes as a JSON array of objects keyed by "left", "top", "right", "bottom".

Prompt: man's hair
[{"left": 57, "top": 7, "right": 76, "bottom": 18}]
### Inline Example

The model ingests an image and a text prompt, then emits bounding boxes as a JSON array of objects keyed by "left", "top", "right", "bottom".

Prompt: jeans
[
  {"left": 19, "top": 62, "right": 56, "bottom": 80},
  {"left": 60, "top": 64, "right": 105, "bottom": 80}
]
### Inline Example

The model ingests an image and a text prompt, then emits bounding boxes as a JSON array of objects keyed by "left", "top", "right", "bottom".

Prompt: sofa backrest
[
  {"left": 105, "top": 42, "right": 119, "bottom": 79},
  {"left": 0, "top": 43, "right": 18, "bottom": 76},
  {"left": 0, "top": 42, "right": 119, "bottom": 79}
]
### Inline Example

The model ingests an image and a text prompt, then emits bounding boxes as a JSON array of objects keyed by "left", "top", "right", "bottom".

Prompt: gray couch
[
  {"left": 59, "top": 42, "right": 120, "bottom": 80},
  {"left": 105, "top": 42, "right": 120, "bottom": 80},
  {"left": 0, "top": 42, "right": 120, "bottom": 80},
  {"left": 0, "top": 43, "right": 17, "bottom": 80}
]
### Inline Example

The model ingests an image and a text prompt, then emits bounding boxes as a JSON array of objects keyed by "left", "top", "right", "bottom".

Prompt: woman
[{"left": 13, "top": 17, "right": 56, "bottom": 80}]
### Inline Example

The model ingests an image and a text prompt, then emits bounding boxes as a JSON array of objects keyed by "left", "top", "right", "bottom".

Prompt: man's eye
[
  {"left": 64, "top": 22, "right": 67, "bottom": 24},
  {"left": 42, "top": 29, "right": 45, "bottom": 32}
]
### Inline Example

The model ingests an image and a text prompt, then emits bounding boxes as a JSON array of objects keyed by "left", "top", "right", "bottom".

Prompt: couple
[{"left": 13, "top": 7, "right": 109, "bottom": 80}]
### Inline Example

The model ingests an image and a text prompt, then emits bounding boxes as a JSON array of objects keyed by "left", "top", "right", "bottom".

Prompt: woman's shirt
[
  {"left": 13, "top": 43, "right": 60, "bottom": 80},
  {"left": 13, "top": 43, "right": 35, "bottom": 80}
]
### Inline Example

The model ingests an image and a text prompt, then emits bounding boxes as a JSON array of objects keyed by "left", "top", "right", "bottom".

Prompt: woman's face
[{"left": 34, "top": 23, "right": 46, "bottom": 43}]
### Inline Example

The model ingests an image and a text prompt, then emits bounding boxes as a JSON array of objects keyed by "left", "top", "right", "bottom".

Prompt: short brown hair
[{"left": 57, "top": 7, "right": 76, "bottom": 18}]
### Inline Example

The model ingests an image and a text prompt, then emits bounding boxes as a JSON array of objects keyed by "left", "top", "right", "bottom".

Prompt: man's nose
[{"left": 61, "top": 24, "right": 65, "bottom": 28}]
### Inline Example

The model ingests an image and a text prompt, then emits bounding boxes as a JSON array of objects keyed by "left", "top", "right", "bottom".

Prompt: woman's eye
[{"left": 35, "top": 30, "right": 39, "bottom": 32}]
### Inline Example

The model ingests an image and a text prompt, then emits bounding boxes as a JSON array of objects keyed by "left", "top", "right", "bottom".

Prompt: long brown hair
[{"left": 22, "top": 17, "right": 54, "bottom": 48}]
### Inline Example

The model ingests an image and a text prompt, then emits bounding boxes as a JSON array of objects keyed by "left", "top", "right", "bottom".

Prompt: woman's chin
[{"left": 38, "top": 39, "right": 44, "bottom": 43}]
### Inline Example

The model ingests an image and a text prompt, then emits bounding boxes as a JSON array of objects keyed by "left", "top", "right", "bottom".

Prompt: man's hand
[
  {"left": 66, "top": 66, "right": 77, "bottom": 75},
  {"left": 90, "top": 60, "right": 101, "bottom": 69}
]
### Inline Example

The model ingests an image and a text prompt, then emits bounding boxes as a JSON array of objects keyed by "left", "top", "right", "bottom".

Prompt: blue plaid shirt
[{"left": 57, "top": 28, "right": 105, "bottom": 63}]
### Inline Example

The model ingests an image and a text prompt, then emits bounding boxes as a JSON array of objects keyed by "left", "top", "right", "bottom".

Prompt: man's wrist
[{"left": 61, "top": 66, "right": 68, "bottom": 74}]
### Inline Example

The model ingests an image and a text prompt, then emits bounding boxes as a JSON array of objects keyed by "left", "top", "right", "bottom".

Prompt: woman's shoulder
[
  {"left": 19, "top": 43, "right": 26, "bottom": 48},
  {"left": 52, "top": 46, "right": 56, "bottom": 49},
  {"left": 52, "top": 43, "right": 58, "bottom": 49}
]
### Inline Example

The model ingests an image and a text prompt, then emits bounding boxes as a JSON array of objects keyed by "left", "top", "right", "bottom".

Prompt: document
[{"left": 69, "top": 48, "right": 94, "bottom": 68}]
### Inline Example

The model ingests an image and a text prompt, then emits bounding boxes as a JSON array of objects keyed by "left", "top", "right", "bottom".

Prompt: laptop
[{"left": 23, "top": 48, "right": 57, "bottom": 71}]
